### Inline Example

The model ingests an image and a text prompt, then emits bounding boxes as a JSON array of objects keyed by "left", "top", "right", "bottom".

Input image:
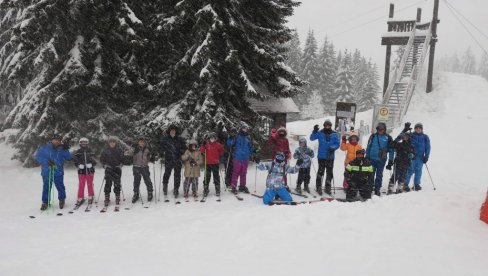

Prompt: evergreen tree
[
  {"left": 461, "top": 47, "right": 476, "bottom": 74},
  {"left": 285, "top": 29, "right": 302, "bottom": 74},
  {"left": 334, "top": 49, "right": 354, "bottom": 103},
  {"left": 317, "top": 37, "right": 337, "bottom": 114},
  {"left": 294, "top": 29, "right": 319, "bottom": 116},
  {"left": 478, "top": 51, "right": 488, "bottom": 80},
  {"left": 358, "top": 60, "right": 380, "bottom": 111},
  {"left": 451, "top": 52, "right": 461, "bottom": 73},
  {"left": 140, "top": 0, "right": 304, "bottom": 141}
]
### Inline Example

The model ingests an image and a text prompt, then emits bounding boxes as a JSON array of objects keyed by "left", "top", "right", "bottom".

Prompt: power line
[
  {"left": 330, "top": 0, "right": 428, "bottom": 39},
  {"left": 444, "top": 0, "right": 488, "bottom": 41},
  {"left": 443, "top": 0, "right": 488, "bottom": 55}
]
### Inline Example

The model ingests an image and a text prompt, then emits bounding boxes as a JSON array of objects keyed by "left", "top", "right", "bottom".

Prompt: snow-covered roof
[{"left": 248, "top": 97, "right": 300, "bottom": 114}]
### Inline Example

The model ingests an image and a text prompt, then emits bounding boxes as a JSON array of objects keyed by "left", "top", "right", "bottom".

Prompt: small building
[{"left": 248, "top": 95, "right": 300, "bottom": 160}]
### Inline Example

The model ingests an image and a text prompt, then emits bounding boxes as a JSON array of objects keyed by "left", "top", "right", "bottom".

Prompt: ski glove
[
  {"left": 62, "top": 139, "right": 71, "bottom": 150},
  {"left": 253, "top": 156, "right": 261, "bottom": 164},
  {"left": 386, "top": 160, "right": 393, "bottom": 170},
  {"left": 189, "top": 158, "right": 197, "bottom": 167},
  {"left": 342, "top": 135, "right": 347, "bottom": 142},
  {"left": 78, "top": 164, "right": 85, "bottom": 169},
  {"left": 86, "top": 163, "right": 93, "bottom": 169},
  {"left": 48, "top": 159, "right": 56, "bottom": 167},
  {"left": 423, "top": 156, "right": 429, "bottom": 164},
  {"left": 313, "top": 125, "right": 319, "bottom": 133},
  {"left": 403, "top": 122, "right": 412, "bottom": 133},
  {"left": 296, "top": 159, "right": 304, "bottom": 166}
]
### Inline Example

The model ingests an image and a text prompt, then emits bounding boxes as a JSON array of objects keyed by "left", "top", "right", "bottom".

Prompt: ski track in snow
[{"left": 0, "top": 73, "right": 488, "bottom": 275}]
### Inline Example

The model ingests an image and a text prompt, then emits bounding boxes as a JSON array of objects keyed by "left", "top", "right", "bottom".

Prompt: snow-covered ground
[{"left": 1, "top": 72, "right": 487, "bottom": 275}]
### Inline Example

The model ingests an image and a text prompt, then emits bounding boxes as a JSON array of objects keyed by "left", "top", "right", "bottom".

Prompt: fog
[{"left": 287, "top": 0, "right": 488, "bottom": 66}]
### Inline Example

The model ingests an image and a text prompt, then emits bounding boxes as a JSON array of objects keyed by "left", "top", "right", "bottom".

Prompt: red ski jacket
[
  {"left": 268, "top": 127, "right": 291, "bottom": 160},
  {"left": 199, "top": 142, "right": 224, "bottom": 165}
]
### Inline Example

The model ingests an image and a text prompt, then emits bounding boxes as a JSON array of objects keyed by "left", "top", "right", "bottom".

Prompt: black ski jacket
[{"left": 73, "top": 147, "right": 97, "bottom": 174}]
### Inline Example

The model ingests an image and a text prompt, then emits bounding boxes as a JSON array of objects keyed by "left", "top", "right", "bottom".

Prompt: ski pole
[
  {"left": 152, "top": 163, "right": 157, "bottom": 204},
  {"left": 158, "top": 162, "right": 163, "bottom": 201},
  {"left": 120, "top": 183, "right": 126, "bottom": 202},
  {"left": 424, "top": 163, "right": 436, "bottom": 190},
  {"left": 254, "top": 163, "right": 257, "bottom": 194},
  {"left": 95, "top": 178, "right": 106, "bottom": 207}
]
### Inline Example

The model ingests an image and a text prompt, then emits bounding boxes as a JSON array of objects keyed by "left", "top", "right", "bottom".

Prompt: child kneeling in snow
[
  {"left": 257, "top": 152, "right": 301, "bottom": 205},
  {"left": 344, "top": 149, "right": 373, "bottom": 201}
]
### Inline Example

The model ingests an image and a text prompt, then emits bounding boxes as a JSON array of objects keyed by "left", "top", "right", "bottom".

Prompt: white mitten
[
  {"left": 86, "top": 163, "right": 93, "bottom": 169},
  {"left": 78, "top": 164, "right": 85, "bottom": 169}
]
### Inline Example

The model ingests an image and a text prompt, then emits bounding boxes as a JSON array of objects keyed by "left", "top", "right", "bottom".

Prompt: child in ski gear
[
  {"left": 160, "top": 125, "right": 187, "bottom": 198},
  {"left": 293, "top": 137, "right": 314, "bottom": 194},
  {"left": 310, "top": 119, "right": 340, "bottom": 195},
  {"left": 35, "top": 134, "right": 72, "bottom": 210},
  {"left": 257, "top": 152, "right": 300, "bottom": 205},
  {"left": 268, "top": 127, "right": 291, "bottom": 161},
  {"left": 100, "top": 137, "right": 125, "bottom": 207},
  {"left": 130, "top": 137, "right": 155, "bottom": 203},
  {"left": 344, "top": 149, "right": 373, "bottom": 201},
  {"left": 365, "top": 122, "right": 394, "bottom": 196},
  {"left": 182, "top": 140, "right": 203, "bottom": 198},
  {"left": 387, "top": 131, "right": 415, "bottom": 194},
  {"left": 340, "top": 134, "right": 363, "bottom": 188},
  {"left": 73, "top": 138, "right": 97, "bottom": 206},
  {"left": 227, "top": 122, "right": 255, "bottom": 194},
  {"left": 200, "top": 132, "right": 224, "bottom": 197},
  {"left": 405, "top": 123, "right": 431, "bottom": 191}
]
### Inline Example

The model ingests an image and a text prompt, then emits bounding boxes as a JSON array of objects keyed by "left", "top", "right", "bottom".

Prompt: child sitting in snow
[
  {"left": 293, "top": 137, "right": 314, "bottom": 194},
  {"left": 257, "top": 152, "right": 301, "bottom": 205},
  {"left": 181, "top": 140, "right": 203, "bottom": 199},
  {"left": 344, "top": 149, "right": 373, "bottom": 201}
]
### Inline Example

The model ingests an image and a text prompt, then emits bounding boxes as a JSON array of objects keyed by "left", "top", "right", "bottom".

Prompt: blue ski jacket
[
  {"left": 410, "top": 132, "right": 431, "bottom": 160},
  {"left": 35, "top": 142, "right": 72, "bottom": 176},
  {"left": 366, "top": 133, "right": 394, "bottom": 161},
  {"left": 309, "top": 129, "right": 340, "bottom": 160},
  {"left": 226, "top": 132, "right": 254, "bottom": 161}
]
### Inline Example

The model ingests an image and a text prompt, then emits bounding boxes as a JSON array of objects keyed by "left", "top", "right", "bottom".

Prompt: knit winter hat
[
  {"left": 51, "top": 134, "right": 62, "bottom": 141},
  {"left": 323, "top": 119, "right": 332, "bottom": 127},
  {"left": 414, "top": 123, "right": 423, "bottom": 129}
]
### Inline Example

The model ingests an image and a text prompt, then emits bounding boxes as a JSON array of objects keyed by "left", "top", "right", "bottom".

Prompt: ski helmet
[
  {"left": 414, "top": 123, "right": 423, "bottom": 129},
  {"left": 240, "top": 122, "right": 250, "bottom": 131},
  {"left": 79, "top": 137, "right": 89, "bottom": 144},
  {"left": 275, "top": 152, "right": 286, "bottom": 163},
  {"left": 188, "top": 139, "right": 198, "bottom": 146},
  {"left": 323, "top": 119, "right": 332, "bottom": 127}
]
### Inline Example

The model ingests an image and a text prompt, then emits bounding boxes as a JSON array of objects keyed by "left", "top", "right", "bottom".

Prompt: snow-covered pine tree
[
  {"left": 294, "top": 29, "right": 319, "bottom": 119},
  {"left": 285, "top": 29, "right": 302, "bottom": 74},
  {"left": 451, "top": 52, "right": 461, "bottom": 73},
  {"left": 357, "top": 60, "right": 380, "bottom": 111},
  {"left": 1, "top": 0, "right": 154, "bottom": 165},
  {"left": 461, "top": 47, "right": 476, "bottom": 75},
  {"left": 334, "top": 49, "right": 354, "bottom": 103},
  {"left": 140, "top": 0, "right": 303, "bottom": 142},
  {"left": 478, "top": 51, "right": 488, "bottom": 80},
  {"left": 317, "top": 36, "right": 337, "bottom": 115}
]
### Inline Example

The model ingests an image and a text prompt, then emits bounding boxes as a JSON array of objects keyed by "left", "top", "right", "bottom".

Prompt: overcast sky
[{"left": 287, "top": 0, "right": 488, "bottom": 68}]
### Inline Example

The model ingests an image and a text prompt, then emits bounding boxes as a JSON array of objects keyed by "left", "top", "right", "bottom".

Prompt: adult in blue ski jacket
[
  {"left": 405, "top": 123, "right": 431, "bottom": 191},
  {"left": 309, "top": 119, "right": 340, "bottom": 195},
  {"left": 366, "top": 122, "right": 394, "bottom": 196},
  {"left": 35, "top": 134, "right": 72, "bottom": 210}
]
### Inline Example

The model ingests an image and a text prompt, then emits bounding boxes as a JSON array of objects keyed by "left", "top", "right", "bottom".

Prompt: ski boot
[
  {"left": 132, "top": 193, "right": 140, "bottom": 204},
  {"left": 115, "top": 194, "right": 121, "bottom": 205},
  {"left": 238, "top": 186, "right": 250, "bottom": 194},
  {"left": 173, "top": 189, "right": 179, "bottom": 199},
  {"left": 303, "top": 185, "right": 310, "bottom": 193},
  {"left": 148, "top": 192, "right": 153, "bottom": 202},
  {"left": 40, "top": 203, "right": 48, "bottom": 211},
  {"left": 396, "top": 183, "right": 404, "bottom": 194},
  {"left": 87, "top": 196, "right": 94, "bottom": 205},
  {"left": 183, "top": 191, "right": 189, "bottom": 199},
  {"left": 193, "top": 191, "right": 198, "bottom": 199},
  {"left": 295, "top": 186, "right": 302, "bottom": 194},
  {"left": 324, "top": 181, "right": 332, "bottom": 195},
  {"left": 374, "top": 189, "right": 381, "bottom": 197},
  {"left": 75, "top": 198, "right": 85, "bottom": 207},
  {"left": 387, "top": 182, "right": 395, "bottom": 195},
  {"left": 59, "top": 200, "right": 65, "bottom": 209},
  {"left": 231, "top": 187, "right": 238, "bottom": 195},
  {"left": 104, "top": 193, "right": 110, "bottom": 207},
  {"left": 215, "top": 186, "right": 221, "bottom": 197},
  {"left": 316, "top": 185, "right": 323, "bottom": 196},
  {"left": 403, "top": 185, "right": 411, "bottom": 192},
  {"left": 414, "top": 185, "right": 422, "bottom": 191},
  {"left": 203, "top": 187, "right": 209, "bottom": 197}
]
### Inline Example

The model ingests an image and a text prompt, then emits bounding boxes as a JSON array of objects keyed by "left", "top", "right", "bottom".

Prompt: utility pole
[
  {"left": 383, "top": 3, "right": 395, "bottom": 96},
  {"left": 427, "top": 0, "right": 440, "bottom": 93}
]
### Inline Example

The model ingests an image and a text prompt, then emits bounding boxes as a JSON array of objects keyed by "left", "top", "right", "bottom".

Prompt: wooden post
[
  {"left": 383, "top": 3, "right": 395, "bottom": 96},
  {"left": 416, "top": 8, "right": 422, "bottom": 22},
  {"left": 427, "top": 0, "right": 440, "bottom": 93}
]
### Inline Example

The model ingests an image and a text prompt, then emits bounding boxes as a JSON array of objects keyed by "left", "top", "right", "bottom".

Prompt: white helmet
[{"left": 79, "top": 137, "right": 89, "bottom": 144}]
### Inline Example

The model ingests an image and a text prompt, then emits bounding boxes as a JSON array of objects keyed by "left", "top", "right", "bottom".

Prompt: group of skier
[{"left": 34, "top": 119, "right": 431, "bottom": 209}]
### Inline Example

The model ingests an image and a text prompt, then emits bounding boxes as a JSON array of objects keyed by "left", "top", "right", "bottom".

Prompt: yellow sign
[{"left": 378, "top": 107, "right": 390, "bottom": 121}]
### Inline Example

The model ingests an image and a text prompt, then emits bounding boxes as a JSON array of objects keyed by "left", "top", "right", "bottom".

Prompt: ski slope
[{"left": 0, "top": 72, "right": 487, "bottom": 276}]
